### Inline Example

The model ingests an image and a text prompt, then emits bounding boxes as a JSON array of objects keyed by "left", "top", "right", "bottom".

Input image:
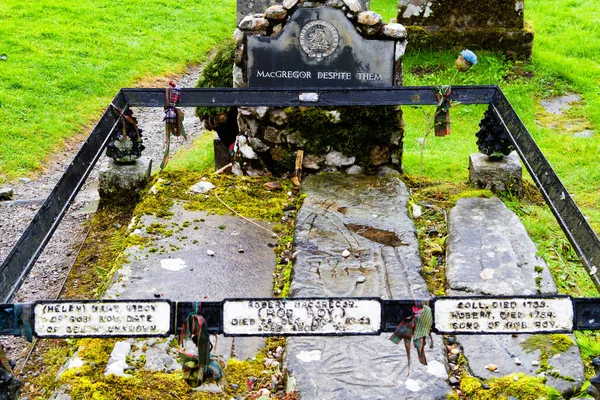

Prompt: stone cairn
[{"left": 232, "top": 0, "right": 408, "bottom": 177}]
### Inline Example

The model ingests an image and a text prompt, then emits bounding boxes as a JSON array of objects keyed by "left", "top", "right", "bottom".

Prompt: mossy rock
[
  {"left": 285, "top": 105, "right": 403, "bottom": 170},
  {"left": 458, "top": 373, "right": 560, "bottom": 400}
]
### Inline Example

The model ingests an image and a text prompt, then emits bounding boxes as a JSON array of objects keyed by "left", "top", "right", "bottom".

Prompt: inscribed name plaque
[
  {"left": 247, "top": 8, "right": 395, "bottom": 88},
  {"left": 223, "top": 298, "right": 381, "bottom": 335},
  {"left": 434, "top": 297, "right": 574, "bottom": 334},
  {"left": 34, "top": 300, "right": 171, "bottom": 337}
]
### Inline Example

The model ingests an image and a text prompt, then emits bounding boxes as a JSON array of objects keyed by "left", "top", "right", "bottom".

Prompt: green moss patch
[
  {"left": 61, "top": 205, "right": 136, "bottom": 299},
  {"left": 285, "top": 106, "right": 402, "bottom": 170},
  {"left": 521, "top": 334, "right": 575, "bottom": 374},
  {"left": 457, "top": 373, "right": 552, "bottom": 400}
]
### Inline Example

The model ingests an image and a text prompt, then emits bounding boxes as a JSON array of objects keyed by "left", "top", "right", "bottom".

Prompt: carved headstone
[
  {"left": 247, "top": 7, "right": 394, "bottom": 88},
  {"left": 234, "top": 4, "right": 407, "bottom": 176}
]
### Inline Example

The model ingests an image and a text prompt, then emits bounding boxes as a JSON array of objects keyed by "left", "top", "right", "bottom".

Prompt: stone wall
[
  {"left": 397, "top": 0, "right": 534, "bottom": 59},
  {"left": 232, "top": 1, "right": 408, "bottom": 177},
  {"left": 237, "top": 0, "right": 371, "bottom": 23}
]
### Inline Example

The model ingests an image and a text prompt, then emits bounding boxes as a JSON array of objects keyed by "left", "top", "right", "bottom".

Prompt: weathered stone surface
[
  {"left": 190, "top": 181, "right": 216, "bottom": 194},
  {"left": 458, "top": 334, "right": 585, "bottom": 396},
  {"left": 447, "top": 197, "right": 585, "bottom": 396},
  {"left": 239, "top": 15, "right": 270, "bottom": 31},
  {"left": 98, "top": 156, "right": 152, "bottom": 204},
  {"left": 342, "top": 0, "right": 362, "bottom": 13},
  {"left": 346, "top": 165, "right": 363, "bottom": 174},
  {"left": 237, "top": 113, "right": 259, "bottom": 136},
  {"left": 264, "top": 4, "right": 287, "bottom": 20},
  {"left": 370, "top": 145, "right": 389, "bottom": 166},
  {"left": 105, "top": 204, "right": 275, "bottom": 367},
  {"left": 469, "top": 152, "right": 522, "bottom": 195},
  {"left": 286, "top": 132, "right": 306, "bottom": 146},
  {"left": 398, "top": 0, "right": 532, "bottom": 58},
  {"left": 287, "top": 174, "right": 450, "bottom": 399},
  {"left": 264, "top": 126, "right": 283, "bottom": 143},
  {"left": 287, "top": 335, "right": 449, "bottom": 400},
  {"left": 540, "top": 93, "right": 580, "bottom": 115},
  {"left": 269, "top": 109, "right": 288, "bottom": 125},
  {"left": 325, "top": 151, "right": 355, "bottom": 167},
  {"left": 233, "top": 64, "right": 245, "bottom": 88},
  {"left": 382, "top": 23, "right": 407, "bottom": 38},
  {"left": 234, "top": 28, "right": 245, "bottom": 45},
  {"left": 446, "top": 197, "right": 555, "bottom": 296},
  {"left": 283, "top": 0, "right": 299, "bottom": 9},
  {"left": 302, "top": 154, "right": 325, "bottom": 170},
  {"left": 107, "top": 205, "right": 275, "bottom": 302},
  {"left": 574, "top": 130, "right": 595, "bottom": 138},
  {"left": 398, "top": 0, "right": 524, "bottom": 28},
  {"left": 236, "top": 135, "right": 258, "bottom": 159},
  {"left": 357, "top": 10, "right": 382, "bottom": 26},
  {"left": 105, "top": 341, "right": 131, "bottom": 377},
  {"left": 0, "top": 187, "right": 14, "bottom": 201},
  {"left": 249, "top": 137, "right": 270, "bottom": 152}
]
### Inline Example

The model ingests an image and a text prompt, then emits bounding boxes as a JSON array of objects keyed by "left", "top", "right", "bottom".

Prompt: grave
[
  {"left": 286, "top": 173, "right": 451, "bottom": 399},
  {"left": 1, "top": 26, "right": 600, "bottom": 398},
  {"left": 396, "top": 0, "right": 535, "bottom": 59},
  {"left": 446, "top": 197, "right": 585, "bottom": 396},
  {"left": 233, "top": 3, "right": 408, "bottom": 176}
]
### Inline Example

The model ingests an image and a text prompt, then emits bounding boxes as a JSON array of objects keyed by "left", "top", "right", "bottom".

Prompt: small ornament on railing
[
  {"left": 177, "top": 302, "right": 224, "bottom": 388},
  {"left": 433, "top": 50, "right": 478, "bottom": 137},
  {"left": 389, "top": 300, "right": 433, "bottom": 375},
  {"left": 161, "top": 81, "right": 187, "bottom": 169},
  {"left": 106, "top": 106, "right": 145, "bottom": 163}
]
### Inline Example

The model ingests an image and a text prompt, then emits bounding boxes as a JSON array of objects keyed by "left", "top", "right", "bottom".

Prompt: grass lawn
[{"left": 0, "top": 0, "right": 236, "bottom": 182}]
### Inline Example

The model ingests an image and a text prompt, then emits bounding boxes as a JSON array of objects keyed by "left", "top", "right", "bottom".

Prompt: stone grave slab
[
  {"left": 446, "top": 197, "right": 555, "bottom": 296},
  {"left": 286, "top": 173, "right": 450, "bottom": 399},
  {"left": 446, "top": 197, "right": 584, "bottom": 396},
  {"left": 247, "top": 7, "right": 394, "bottom": 88},
  {"left": 105, "top": 202, "right": 276, "bottom": 361}
]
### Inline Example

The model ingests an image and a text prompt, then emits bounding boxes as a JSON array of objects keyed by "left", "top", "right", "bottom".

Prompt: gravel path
[{"left": 0, "top": 66, "right": 206, "bottom": 367}]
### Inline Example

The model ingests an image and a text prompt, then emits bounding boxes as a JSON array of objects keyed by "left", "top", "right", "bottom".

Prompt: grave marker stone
[{"left": 247, "top": 7, "right": 394, "bottom": 88}]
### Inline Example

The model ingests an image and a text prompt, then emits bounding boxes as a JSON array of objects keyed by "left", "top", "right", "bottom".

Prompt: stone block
[
  {"left": 446, "top": 197, "right": 555, "bottom": 296},
  {"left": 213, "top": 133, "right": 231, "bottom": 171},
  {"left": 286, "top": 174, "right": 450, "bottom": 399},
  {"left": 469, "top": 152, "right": 522, "bottom": 195},
  {"left": 98, "top": 156, "right": 152, "bottom": 205},
  {"left": 446, "top": 197, "right": 585, "bottom": 396}
]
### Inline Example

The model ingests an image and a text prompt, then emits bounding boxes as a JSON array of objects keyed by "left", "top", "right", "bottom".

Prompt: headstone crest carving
[{"left": 299, "top": 20, "right": 339, "bottom": 61}]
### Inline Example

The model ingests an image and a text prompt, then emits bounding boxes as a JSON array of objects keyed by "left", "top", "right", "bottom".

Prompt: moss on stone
[
  {"left": 449, "top": 188, "right": 494, "bottom": 203},
  {"left": 400, "top": 0, "right": 524, "bottom": 29},
  {"left": 285, "top": 106, "right": 402, "bottom": 170},
  {"left": 521, "top": 334, "right": 574, "bottom": 373},
  {"left": 459, "top": 373, "right": 551, "bottom": 400},
  {"left": 404, "top": 25, "right": 534, "bottom": 59}
]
